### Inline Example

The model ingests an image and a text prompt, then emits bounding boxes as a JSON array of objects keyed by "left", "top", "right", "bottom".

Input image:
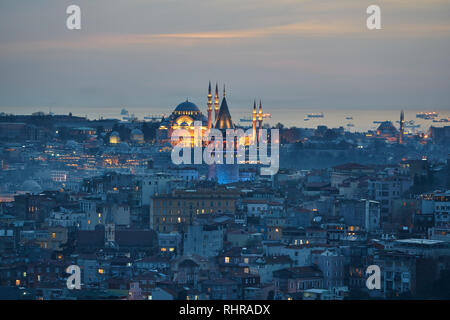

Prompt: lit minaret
[
  {"left": 252, "top": 100, "right": 257, "bottom": 143},
  {"left": 258, "top": 100, "right": 263, "bottom": 130},
  {"left": 258, "top": 101, "right": 263, "bottom": 142},
  {"left": 399, "top": 109, "right": 405, "bottom": 144},
  {"left": 214, "top": 83, "right": 219, "bottom": 121},
  {"left": 207, "top": 81, "right": 212, "bottom": 129}
]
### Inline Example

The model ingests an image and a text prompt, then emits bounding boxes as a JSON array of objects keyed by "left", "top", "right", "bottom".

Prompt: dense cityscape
[{"left": 0, "top": 84, "right": 449, "bottom": 300}]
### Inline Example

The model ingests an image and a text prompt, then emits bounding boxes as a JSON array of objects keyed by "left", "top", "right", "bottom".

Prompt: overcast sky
[{"left": 1, "top": 0, "right": 449, "bottom": 115}]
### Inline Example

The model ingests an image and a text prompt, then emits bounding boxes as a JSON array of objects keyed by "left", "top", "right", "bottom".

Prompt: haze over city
[{"left": 1, "top": 0, "right": 450, "bottom": 305}]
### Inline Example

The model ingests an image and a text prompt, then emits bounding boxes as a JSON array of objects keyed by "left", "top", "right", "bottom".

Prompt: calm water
[{"left": 1, "top": 105, "right": 449, "bottom": 133}]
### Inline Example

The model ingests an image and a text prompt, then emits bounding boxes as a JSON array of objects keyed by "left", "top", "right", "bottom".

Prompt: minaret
[
  {"left": 207, "top": 81, "right": 212, "bottom": 129},
  {"left": 214, "top": 83, "right": 219, "bottom": 121},
  {"left": 252, "top": 101, "right": 257, "bottom": 143},
  {"left": 258, "top": 100, "right": 263, "bottom": 130},
  {"left": 399, "top": 109, "right": 405, "bottom": 144}
]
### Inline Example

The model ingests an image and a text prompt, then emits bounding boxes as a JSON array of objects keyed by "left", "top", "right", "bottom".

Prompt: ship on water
[
  {"left": 416, "top": 112, "right": 438, "bottom": 120},
  {"left": 432, "top": 118, "right": 449, "bottom": 123},
  {"left": 144, "top": 114, "right": 165, "bottom": 121},
  {"left": 240, "top": 113, "right": 271, "bottom": 123},
  {"left": 307, "top": 112, "right": 324, "bottom": 118}
]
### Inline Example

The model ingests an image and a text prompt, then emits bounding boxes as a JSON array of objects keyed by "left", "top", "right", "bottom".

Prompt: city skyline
[{"left": 1, "top": 0, "right": 450, "bottom": 304}]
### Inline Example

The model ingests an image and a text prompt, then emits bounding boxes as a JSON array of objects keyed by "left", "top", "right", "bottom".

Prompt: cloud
[{"left": 2, "top": 17, "right": 449, "bottom": 56}]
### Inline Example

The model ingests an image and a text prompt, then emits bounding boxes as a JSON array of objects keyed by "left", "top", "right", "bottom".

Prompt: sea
[{"left": 1, "top": 106, "right": 449, "bottom": 133}]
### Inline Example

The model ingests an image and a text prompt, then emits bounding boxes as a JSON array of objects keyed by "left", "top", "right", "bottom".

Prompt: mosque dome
[
  {"left": 119, "top": 142, "right": 130, "bottom": 150},
  {"left": 109, "top": 131, "right": 120, "bottom": 144},
  {"left": 131, "top": 129, "right": 143, "bottom": 136},
  {"left": 174, "top": 100, "right": 200, "bottom": 113},
  {"left": 21, "top": 180, "right": 42, "bottom": 194}
]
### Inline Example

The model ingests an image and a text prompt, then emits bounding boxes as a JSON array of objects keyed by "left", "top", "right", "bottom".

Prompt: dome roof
[
  {"left": 175, "top": 100, "right": 200, "bottom": 113},
  {"left": 119, "top": 142, "right": 130, "bottom": 149},
  {"left": 22, "top": 180, "right": 42, "bottom": 194},
  {"left": 131, "top": 129, "right": 143, "bottom": 135}
]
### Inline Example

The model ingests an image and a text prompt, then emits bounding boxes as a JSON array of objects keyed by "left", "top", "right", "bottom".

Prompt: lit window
[
  {"left": 98, "top": 269, "right": 104, "bottom": 274},
  {"left": 225, "top": 257, "right": 230, "bottom": 263},
  {"left": 16, "top": 280, "right": 20, "bottom": 286}
]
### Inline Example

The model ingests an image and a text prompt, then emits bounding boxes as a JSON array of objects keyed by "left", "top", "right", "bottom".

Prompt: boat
[
  {"left": 239, "top": 113, "right": 271, "bottom": 123},
  {"left": 416, "top": 112, "right": 438, "bottom": 120},
  {"left": 307, "top": 112, "right": 324, "bottom": 118},
  {"left": 345, "top": 117, "right": 353, "bottom": 120},
  {"left": 123, "top": 113, "right": 138, "bottom": 121},
  {"left": 433, "top": 118, "right": 449, "bottom": 123},
  {"left": 120, "top": 108, "right": 129, "bottom": 116},
  {"left": 304, "top": 118, "right": 310, "bottom": 121},
  {"left": 347, "top": 123, "right": 355, "bottom": 127},
  {"left": 144, "top": 114, "right": 165, "bottom": 121}
]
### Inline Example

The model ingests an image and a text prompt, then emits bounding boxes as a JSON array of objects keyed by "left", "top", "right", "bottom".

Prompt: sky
[{"left": 0, "top": 0, "right": 450, "bottom": 117}]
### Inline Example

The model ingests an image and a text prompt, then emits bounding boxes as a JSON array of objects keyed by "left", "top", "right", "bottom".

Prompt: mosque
[
  {"left": 157, "top": 82, "right": 265, "bottom": 184},
  {"left": 157, "top": 82, "right": 264, "bottom": 146}
]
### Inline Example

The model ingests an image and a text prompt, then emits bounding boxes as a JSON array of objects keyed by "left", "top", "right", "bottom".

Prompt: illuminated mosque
[
  {"left": 157, "top": 82, "right": 265, "bottom": 184},
  {"left": 157, "top": 82, "right": 264, "bottom": 146}
]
